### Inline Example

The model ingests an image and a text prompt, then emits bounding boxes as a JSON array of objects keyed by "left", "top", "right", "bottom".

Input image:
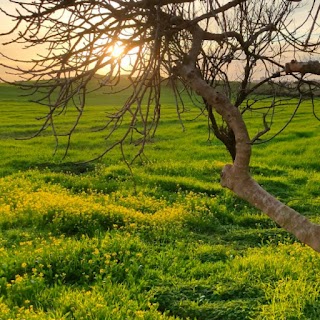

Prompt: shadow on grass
[
  {"left": 257, "top": 180, "right": 295, "bottom": 201},
  {"left": 8, "top": 159, "right": 96, "bottom": 175},
  {"left": 220, "top": 228, "right": 297, "bottom": 249},
  {"left": 152, "top": 284, "right": 262, "bottom": 320},
  {"left": 37, "top": 161, "right": 96, "bottom": 174},
  {"left": 250, "top": 165, "right": 287, "bottom": 177}
]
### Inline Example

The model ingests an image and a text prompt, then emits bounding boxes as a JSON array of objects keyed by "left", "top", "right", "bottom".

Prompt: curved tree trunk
[
  {"left": 177, "top": 58, "right": 320, "bottom": 252},
  {"left": 221, "top": 165, "right": 320, "bottom": 252}
]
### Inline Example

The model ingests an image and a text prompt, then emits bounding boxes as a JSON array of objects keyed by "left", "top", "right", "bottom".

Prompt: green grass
[{"left": 1, "top": 83, "right": 320, "bottom": 319}]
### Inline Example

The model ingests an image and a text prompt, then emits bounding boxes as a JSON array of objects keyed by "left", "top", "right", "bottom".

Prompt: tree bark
[
  {"left": 178, "top": 61, "right": 320, "bottom": 252},
  {"left": 285, "top": 60, "right": 320, "bottom": 75},
  {"left": 221, "top": 165, "right": 320, "bottom": 252}
]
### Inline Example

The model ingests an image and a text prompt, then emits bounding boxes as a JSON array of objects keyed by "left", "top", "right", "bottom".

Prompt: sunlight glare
[{"left": 111, "top": 43, "right": 124, "bottom": 58}]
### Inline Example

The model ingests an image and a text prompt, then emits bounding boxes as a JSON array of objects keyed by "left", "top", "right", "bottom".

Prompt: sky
[
  {"left": 0, "top": 0, "right": 44, "bottom": 81},
  {"left": 0, "top": 0, "right": 317, "bottom": 82}
]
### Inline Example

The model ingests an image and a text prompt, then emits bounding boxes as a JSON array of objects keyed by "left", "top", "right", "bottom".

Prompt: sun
[
  {"left": 111, "top": 43, "right": 124, "bottom": 58},
  {"left": 101, "top": 42, "right": 138, "bottom": 73}
]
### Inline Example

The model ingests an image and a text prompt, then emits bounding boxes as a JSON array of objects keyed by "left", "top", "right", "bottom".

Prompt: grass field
[{"left": 1, "top": 82, "right": 320, "bottom": 319}]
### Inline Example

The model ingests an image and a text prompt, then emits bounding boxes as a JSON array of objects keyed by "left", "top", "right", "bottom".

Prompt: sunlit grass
[{"left": 1, "top": 83, "right": 320, "bottom": 319}]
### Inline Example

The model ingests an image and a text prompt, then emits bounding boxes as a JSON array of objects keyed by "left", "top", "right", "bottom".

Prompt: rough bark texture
[{"left": 178, "top": 60, "right": 320, "bottom": 252}]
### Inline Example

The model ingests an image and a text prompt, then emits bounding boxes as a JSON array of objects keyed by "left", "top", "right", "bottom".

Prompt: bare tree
[{"left": 2, "top": 0, "right": 320, "bottom": 250}]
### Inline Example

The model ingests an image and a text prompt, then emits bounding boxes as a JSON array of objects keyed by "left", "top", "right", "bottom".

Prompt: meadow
[{"left": 1, "top": 82, "right": 320, "bottom": 319}]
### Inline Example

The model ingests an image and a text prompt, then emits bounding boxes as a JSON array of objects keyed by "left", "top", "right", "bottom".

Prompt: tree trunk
[
  {"left": 221, "top": 165, "right": 320, "bottom": 251},
  {"left": 178, "top": 61, "right": 320, "bottom": 252}
]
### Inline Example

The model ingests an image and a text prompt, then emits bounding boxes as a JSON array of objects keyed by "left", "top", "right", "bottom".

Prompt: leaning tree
[{"left": 1, "top": 0, "right": 320, "bottom": 250}]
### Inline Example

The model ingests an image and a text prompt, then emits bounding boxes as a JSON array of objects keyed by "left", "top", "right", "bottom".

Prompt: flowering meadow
[{"left": 1, "top": 83, "right": 320, "bottom": 319}]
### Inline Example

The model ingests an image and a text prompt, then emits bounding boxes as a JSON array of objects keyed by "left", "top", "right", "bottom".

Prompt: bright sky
[
  {"left": 0, "top": 0, "right": 48, "bottom": 81},
  {"left": 0, "top": 1, "right": 30, "bottom": 81}
]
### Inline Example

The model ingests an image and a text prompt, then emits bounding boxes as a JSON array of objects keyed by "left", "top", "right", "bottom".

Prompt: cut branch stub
[{"left": 285, "top": 60, "right": 320, "bottom": 75}]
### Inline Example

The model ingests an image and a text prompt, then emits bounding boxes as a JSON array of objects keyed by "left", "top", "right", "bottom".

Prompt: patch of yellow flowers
[{"left": 0, "top": 172, "right": 206, "bottom": 235}]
